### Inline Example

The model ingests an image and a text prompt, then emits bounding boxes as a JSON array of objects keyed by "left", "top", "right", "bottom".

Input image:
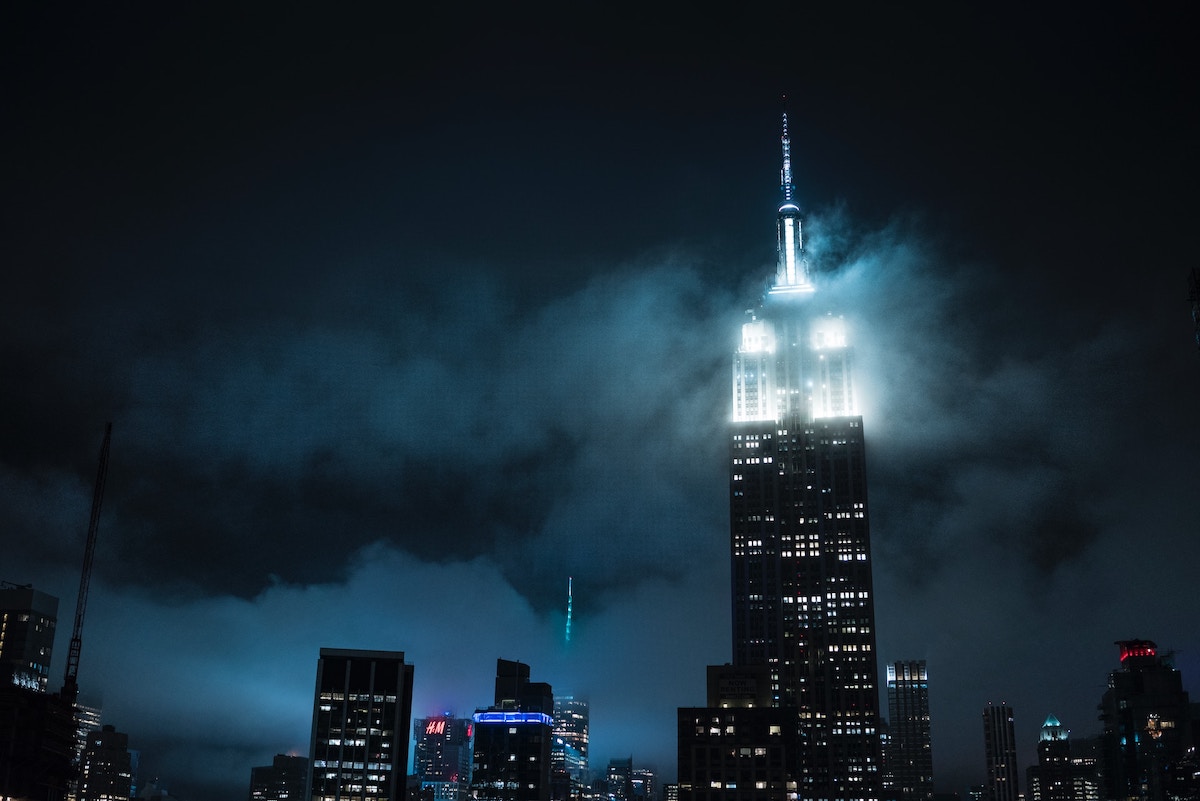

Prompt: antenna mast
[
  {"left": 780, "top": 111, "right": 794, "bottom": 204},
  {"left": 62, "top": 422, "right": 112, "bottom": 705},
  {"left": 565, "top": 577, "right": 573, "bottom": 645}
]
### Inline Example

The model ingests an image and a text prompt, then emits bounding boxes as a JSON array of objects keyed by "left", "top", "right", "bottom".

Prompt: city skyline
[{"left": 2, "top": 5, "right": 1198, "bottom": 801}]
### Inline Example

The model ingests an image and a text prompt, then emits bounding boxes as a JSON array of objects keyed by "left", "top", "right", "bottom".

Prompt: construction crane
[{"left": 61, "top": 422, "right": 112, "bottom": 706}]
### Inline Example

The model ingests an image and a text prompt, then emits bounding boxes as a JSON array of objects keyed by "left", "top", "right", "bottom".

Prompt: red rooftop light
[{"left": 1117, "top": 640, "right": 1157, "bottom": 662}]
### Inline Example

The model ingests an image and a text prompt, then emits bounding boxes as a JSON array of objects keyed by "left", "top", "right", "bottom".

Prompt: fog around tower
[{"left": 5, "top": 201, "right": 1196, "bottom": 800}]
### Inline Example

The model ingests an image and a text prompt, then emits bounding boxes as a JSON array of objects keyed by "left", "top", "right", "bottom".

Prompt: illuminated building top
[
  {"left": 1117, "top": 639, "right": 1157, "bottom": 662},
  {"left": 1039, "top": 715, "right": 1067, "bottom": 742},
  {"left": 472, "top": 710, "right": 554, "bottom": 726},
  {"left": 731, "top": 118, "right": 857, "bottom": 425}
]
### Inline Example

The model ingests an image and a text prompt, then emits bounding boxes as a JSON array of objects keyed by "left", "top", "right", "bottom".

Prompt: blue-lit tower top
[
  {"left": 771, "top": 112, "right": 813, "bottom": 295},
  {"left": 733, "top": 112, "right": 856, "bottom": 424}
]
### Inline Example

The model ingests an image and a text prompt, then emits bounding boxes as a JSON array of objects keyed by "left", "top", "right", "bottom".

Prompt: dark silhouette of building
[
  {"left": 0, "top": 584, "right": 74, "bottom": 800},
  {"left": 607, "top": 758, "right": 633, "bottom": 801},
  {"left": 1098, "top": 640, "right": 1194, "bottom": 801},
  {"left": 470, "top": 659, "right": 554, "bottom": 801},
  {"left": 0, "top": 682, "right": 77, "bottom": 801},
  {"left": 883, "top": 661, "right": 933, "bottom": 801},
  {"left": 307, "top": 648, "right": 414, "bottom": 801},
  {"left": 0, "top": 583, "right": 59, "bottom": 693},
  {"left": 136, "top": 779, "right": 181, "bottom": 801},
  {"left": 249, "top": 754, "right": 309, "bottom": 801},
  {"left": 632, "top": 769, "right": 657, "bottom": 801},
  {"left": 78, "top": 724, "right": 134, "bottom": 801},
  {"left": 982, "top": 704, "right": 1019, "bottom": 801},
  {"left": 677, "top": 664, "right": 800, "bottom": 801},
  {"left": 725, "top": 112, "right": 881, "bottom": 801},
  {"left": 413, "top": 715, "right": 473, "bottom": 801},
  {"left": 1025, "top": 716, "right": 1100, "bottom": 801}
]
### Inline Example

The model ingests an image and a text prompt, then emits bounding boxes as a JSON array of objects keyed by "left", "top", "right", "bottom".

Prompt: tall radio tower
[{"left": 564, "top": 577, "right": 573, "bottom": 645}]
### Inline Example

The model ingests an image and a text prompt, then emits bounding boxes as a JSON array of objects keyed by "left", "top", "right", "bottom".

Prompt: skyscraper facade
[
  {"left": 982, "top": 704, "right": 1019, "bottom": 801},
  {"left": 0, "top": 583, "right": 59, "bottom": 692},
  {"left": 470, "top": 659, "right": 555, "bottom": 801},
  {"left": 1097, "top": 640, "right": 1195, "bottom": 801},
  {"left": 632, "top": 769, "right": 657, "bottom": 801},
  {"left": 413, "top": 714, "right": 474, "bottom": 801},
  {"left": 78, "top": 724, "right": 134, "bottom": 801},
  {"left": 551, "top": 695, "right": 590, "bottom": 801},
  {"left": 250, "top": 754, "right": 310, "bottom": 801},
  {"left": 677, "top": 663, "right": 800, "bottom": 801},
  {"left": 1025, "top": 715, "right": 1100, "bottom": 801},
  {"left": 883, "top": 661, "right": 933, "bottom": 801},
  {"left": 307, "top": 648, "right": 414, "bottom": 801},
  {"left": 1026, "top": 715, "right": 1071, "bottom": 801},
  {"left": 728, "top": 113, "right": 881, "bottom": 801},
  {"left": 608, "top": 758, "right": 634, "bottom": 801}
]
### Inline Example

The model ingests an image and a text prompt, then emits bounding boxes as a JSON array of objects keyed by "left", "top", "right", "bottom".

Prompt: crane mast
[{"left": 61, "top": 422, "right": 111, "bottom": 705}]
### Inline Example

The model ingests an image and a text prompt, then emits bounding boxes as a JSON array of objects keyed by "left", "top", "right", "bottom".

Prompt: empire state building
[{"left": 729, "top": 114, "right": 881, "bottom": 801}]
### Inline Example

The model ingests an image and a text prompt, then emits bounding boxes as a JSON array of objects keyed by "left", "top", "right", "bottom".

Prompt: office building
[
  {"left": 1025, "top": 716, "right": 1100, "bottom": 801},
  {"left": 413, "top": 715, "right": 473, "bottom": 801},
  {"left": 551, "top": 696, "right": 590, "bottom": 801},
  {"left": 307, "top": 648, "right": 414, "bottom": 801},
  {"left": 607, "top": 758, "right": 633, "bottom": 801},
  {"left": 470, "top": 659, "right": 555, "bottom": 801},
  {"left": 0, "top": 681, "right": 77, "bottom": 801},
  {"left": 0, "top": 583, "right": 59, "bottom": 692},
  {"left": 1026, "top": 715, "right": 1070, "bottom": 801},
  {"left": 552, "top": 696, "right": 589, "bottom": 783},
  {"left": 726, "top": 112, "right": 881, "bottom": 801},
  {"left": 677, "top": 664, "right": 800, "bottom": 801},
  {"left": 250, "top": 754, "right": 309, "bottom": 801},
  {"left": 883, "top": 661, "right": 933, "bottom": 801},
  {"left": 78, "top": 724, "right": 134, "bottom": 801},
  {"left": 72, "top": 700, "right": 105, "bottom": 789},
  {"left": 982, "top": 704, "right": 1018, "bottom": 801},
  {"left": 1097, "top": 640, "right": 1194, "bottom": 801},
  {"left": 632, "top": 769, "right": 656, "bottom": 801}
]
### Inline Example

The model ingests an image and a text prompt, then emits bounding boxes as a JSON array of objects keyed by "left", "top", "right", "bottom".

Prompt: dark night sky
[{"left": 2, "top": 4, "right": 1198, "bottom": 801}]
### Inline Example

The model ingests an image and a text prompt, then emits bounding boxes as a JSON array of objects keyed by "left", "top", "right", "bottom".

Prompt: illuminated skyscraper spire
[
  {"left": 771, "top": 110, "right": 812, "bottom": 294},
  {"left": 565, "top": 576, "right": 573, "bottom": 645}
]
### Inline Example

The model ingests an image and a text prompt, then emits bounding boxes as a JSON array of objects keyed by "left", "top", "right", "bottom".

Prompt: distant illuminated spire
[{"left": 565, "top": 577, "right": 573, "bottom": 645}]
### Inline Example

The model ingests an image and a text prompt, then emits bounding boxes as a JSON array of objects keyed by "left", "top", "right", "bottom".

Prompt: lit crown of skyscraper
[{"left": 732, "top": 111, "right": 857, "bottom": 424}]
